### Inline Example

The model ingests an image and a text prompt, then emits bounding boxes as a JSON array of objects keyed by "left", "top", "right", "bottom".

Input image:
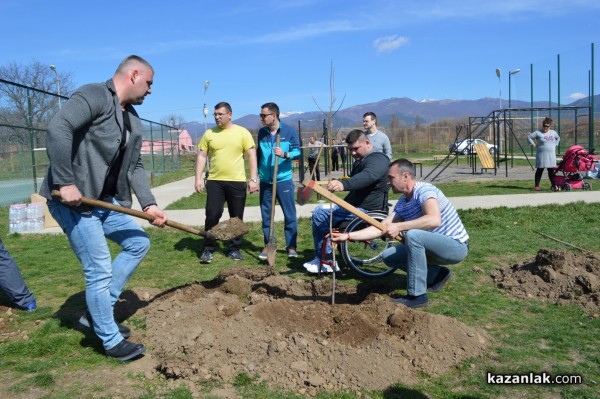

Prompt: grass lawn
[{"left": 1, "top": 180, "right": 599, "bottom": 398}]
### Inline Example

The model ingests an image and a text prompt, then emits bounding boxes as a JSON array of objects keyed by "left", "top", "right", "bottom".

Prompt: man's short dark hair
[
  {"left": 345, "top": 129, "right": 367, "bottom": 145},
  {"left": 261, "top": 102, "right": 280, "bottom": 119},
  {"left": 363, "top": 112, "right": 377, "bottom": 122},
  {"left": 115, "top": 55, "right": 154, "bottom": 75},
  {"left": 390, "top": 158, "right": 416, "bottom": 177},
  {"left": 214, "top": 102, "right": 232, "bottom": 113}
]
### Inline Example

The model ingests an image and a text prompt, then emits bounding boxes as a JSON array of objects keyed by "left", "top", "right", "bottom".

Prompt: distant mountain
[{"left": 183, "top": 95, "right": 600, "bottom": 143}]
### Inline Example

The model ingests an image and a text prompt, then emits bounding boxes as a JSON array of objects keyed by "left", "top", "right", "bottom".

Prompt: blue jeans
[
  {"left": 0, "top": 238, "right": 36, "bottom": 308},
  {"left": 312, "top": 204, "right": 365, "bottom": 258},
  {"left": 48, "top": 199, "right": 150, "bottom": 350},
  {"left": 259, "top": 179, "right": 297, "bottom": 249},
  {"left": 382, "top": 230, "right": 468, "bottom": 296}
]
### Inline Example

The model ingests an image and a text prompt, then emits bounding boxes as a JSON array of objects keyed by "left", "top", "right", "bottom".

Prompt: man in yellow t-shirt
[{"left": 195, "top": 102, "right": 259, "bottom": 263}]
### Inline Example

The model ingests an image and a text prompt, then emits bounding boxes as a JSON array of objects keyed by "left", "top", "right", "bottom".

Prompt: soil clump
[{"left": 492, "top": 248, "right": 600, "bottom": 314}]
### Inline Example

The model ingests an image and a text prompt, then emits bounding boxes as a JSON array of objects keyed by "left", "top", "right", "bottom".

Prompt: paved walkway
[{"left": 41, "top": 175, "right": 600, "bottom": 233}]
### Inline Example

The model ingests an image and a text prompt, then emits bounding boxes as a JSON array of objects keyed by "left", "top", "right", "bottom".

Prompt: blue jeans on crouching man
[
  {"left": 382, "top": 229, "right": 468, "bottom": 296},
  {"left": 311, "top": 204, "right": 366, "bottom": 259},
  {"left": 48, "top": 198, "right": 150, "bottom": 350},
  {"left": 259, "top": 179, "right": 297, "bottom": 250}
]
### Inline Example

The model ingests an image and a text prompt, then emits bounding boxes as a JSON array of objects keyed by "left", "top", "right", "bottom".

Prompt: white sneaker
[
  {"left": 303, "top": 258, "right": 340, "bottom": 273},
  {"left": 303, "top": 257, "right": 320, "bottom": 268},
  {"left": 320, "top": 262, "right": 340, "bottom": 273}
]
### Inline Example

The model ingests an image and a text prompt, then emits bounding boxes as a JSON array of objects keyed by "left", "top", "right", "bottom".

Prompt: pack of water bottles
[{"left": 8, "top": 203, "right": 45, "bottom": 233}]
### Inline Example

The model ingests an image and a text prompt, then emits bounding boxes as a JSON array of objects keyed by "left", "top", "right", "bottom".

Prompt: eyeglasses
[
  {"left": 213, "top": 112, "right": 229, "bottom": 117},
  {"left": 259, "top": 113, "right": 274, "bottom": 119},
  {"left": 543, "top": 125, "right": 550, "bottom": 128}
]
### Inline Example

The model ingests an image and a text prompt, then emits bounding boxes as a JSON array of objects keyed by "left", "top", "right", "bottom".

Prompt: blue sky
[{"left": 1, "top": 0, "right": 599, "bottom": 123}]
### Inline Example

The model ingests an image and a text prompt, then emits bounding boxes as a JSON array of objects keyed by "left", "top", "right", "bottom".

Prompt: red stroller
[{"left": 551, "top": 145, "right": 597, "bottom": 191}]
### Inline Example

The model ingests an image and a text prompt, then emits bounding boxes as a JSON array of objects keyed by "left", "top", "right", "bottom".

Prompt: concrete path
[
  {"left": 132, "top": 177, "right": 600, "bottom": 229},
  {"left": 40, "top": 176, "right": 600, "bottom": 233}
]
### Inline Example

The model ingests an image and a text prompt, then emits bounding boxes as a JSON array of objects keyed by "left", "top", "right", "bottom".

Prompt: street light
[
  {"left": 508, "top": 68, "right": 521, "bottom": 108},
  {"left": 495, "top": 68, "right": 502, "bottom": 109},
  {"left": 203, "top": 80, "right": 210, "bottom": 133},
  {"left": 49, "top": 64, "right": 61, "bottom": 109}
]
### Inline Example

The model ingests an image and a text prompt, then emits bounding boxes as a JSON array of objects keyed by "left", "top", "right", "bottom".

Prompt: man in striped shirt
[{"left": 332, "top": 158, "right": 469, "bottom": 308}]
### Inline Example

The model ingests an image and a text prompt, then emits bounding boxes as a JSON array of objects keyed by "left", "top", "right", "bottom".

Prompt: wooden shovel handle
[
  {"left": 302, "top": 180, "right": 404, "bottom": 242},
  {"left": 51, "top": 190, "right": 205, "bottom": 237}
]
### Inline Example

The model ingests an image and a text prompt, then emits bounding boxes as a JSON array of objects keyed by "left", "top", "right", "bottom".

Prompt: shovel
[
  {"left": 302, "top": 180, "right": 404, "bottom": 243},
  {"left": 50, "top": 190, "right": 247, "bottom": 240},
  {"left": 266, "top": 133, "right": 280, "bottom": 266},
  {"left": 296, "top": 140, "right": 325, "bottom": 205}
]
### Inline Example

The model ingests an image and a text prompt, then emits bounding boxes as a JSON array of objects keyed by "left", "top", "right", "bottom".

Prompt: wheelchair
[{"left": 325, "top": 210, "right": 400, "bottom": 278}]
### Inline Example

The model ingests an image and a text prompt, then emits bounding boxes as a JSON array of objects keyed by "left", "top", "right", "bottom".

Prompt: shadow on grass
[{"left": 382, "top": 385, "right": 482, "bottom": 399}]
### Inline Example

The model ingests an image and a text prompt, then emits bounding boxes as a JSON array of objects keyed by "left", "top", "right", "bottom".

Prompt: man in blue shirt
[{"left": 257, "top": 102, "right": 301, "bottom": 259}]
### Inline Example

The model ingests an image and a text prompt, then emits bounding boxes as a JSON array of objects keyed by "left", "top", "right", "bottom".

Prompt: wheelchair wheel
[{"left": 339, "top": 211, "right": 399, "bottom": 278}]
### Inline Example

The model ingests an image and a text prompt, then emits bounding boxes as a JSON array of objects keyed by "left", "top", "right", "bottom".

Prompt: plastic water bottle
[
  {"left": 9, "top": 204, "right": 27, "bottom": 233},
  {"left": 26, "top": 203, "right": 45, "bottom": 233}
]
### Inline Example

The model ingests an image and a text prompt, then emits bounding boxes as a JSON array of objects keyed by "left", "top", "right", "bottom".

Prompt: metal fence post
[{"left": 26, "top": 88, "right": 38, "bottom": 193}]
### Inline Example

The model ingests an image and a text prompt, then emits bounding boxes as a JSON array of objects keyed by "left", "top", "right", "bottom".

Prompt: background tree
[
  {"left": 160, "top": 114, "right": 186, "bottom": 130},
  {"left": 0, "top": 60, "right": 75, "bottom": 150}
]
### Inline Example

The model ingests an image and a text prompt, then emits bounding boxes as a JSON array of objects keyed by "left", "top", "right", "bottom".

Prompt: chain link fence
[{"left": 0, "top": 78, "right": 184, "bottom": 206}]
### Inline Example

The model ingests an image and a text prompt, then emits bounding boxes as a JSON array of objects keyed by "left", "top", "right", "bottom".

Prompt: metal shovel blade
[{"left": 266, "top": 241, "right": 277, "bottom": 267}]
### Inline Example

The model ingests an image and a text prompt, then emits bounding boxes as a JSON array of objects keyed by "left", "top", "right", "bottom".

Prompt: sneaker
[
  {"left": 200, "top": 249, "right": 213, "bottom": 264},
  {"left": 79, "top": 310, "right": 131, "bottom": 338},
  {"left": 228, "top": 249, "right": 244, "bottom": 261},
  {"left": 258, "top": 249, "right": 268, "bottom": 261},
  {"left": 24, "top": 299, "right": 37, "bottom": 312},
  {"left": 391, "top": 294, "right": 429, "bottom": 308},
  {"left": 427, "top": 267, "right": 453, "bottom": 292},
  {"left": 534, "top": 186, "right": 541, "bottom": 191},
  {"left": 287, "top": 247, "right": 298, "bottom": 258},
  {"left": 106, "top": 339, "right": 146, "bottom": 362},
  {"left": 303, "top": 257, "right": 340, "bottom": 273},
  {"left": 303, "top": 257, "right": 320, "bottom": 270}
]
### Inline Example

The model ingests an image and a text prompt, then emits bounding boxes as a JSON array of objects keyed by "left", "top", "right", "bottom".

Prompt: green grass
[
  {"left": 167, "top": 179, "right": 540, "bottom": 210},
  {"left": 1, "top": 185, "right": 599, "bottom": 398}
]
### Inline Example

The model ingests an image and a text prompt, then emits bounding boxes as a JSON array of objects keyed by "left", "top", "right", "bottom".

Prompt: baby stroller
[{"left": 551, "top": 145, "right": 597, "bottom": 191}]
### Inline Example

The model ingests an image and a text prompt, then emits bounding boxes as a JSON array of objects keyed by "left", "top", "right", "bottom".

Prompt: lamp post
[
  {"left": 49, "top": 64, "right": 61, "bottom": 109},
  {"left": 495, "top": 68, "right": 502, "bottom": 109},
  {"left": 203, "top": 80, "right": 210, "bottom": 133},
  {"left": 508, "top": 68, "right": 521, "bottom": 108}
]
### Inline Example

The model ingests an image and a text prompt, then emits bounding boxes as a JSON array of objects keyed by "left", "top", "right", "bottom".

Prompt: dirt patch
[
  {"left": 133, "top": 272, "right": 490, "bottom": 396},
  {"left": 209, "top": 217, "right": 249, "bottom": 240},
  {"left": 492, "top": 248, "right": 600, "bottom": 314}
]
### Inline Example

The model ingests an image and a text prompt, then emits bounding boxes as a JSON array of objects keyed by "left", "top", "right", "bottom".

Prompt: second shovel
[{"left": 266, "top": 133, "right": 281, "bottom": 266}]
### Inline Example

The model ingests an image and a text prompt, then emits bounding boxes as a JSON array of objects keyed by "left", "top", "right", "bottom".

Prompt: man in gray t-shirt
[{"left": 363, "top": 112, "right": 392, "bottom": 159}]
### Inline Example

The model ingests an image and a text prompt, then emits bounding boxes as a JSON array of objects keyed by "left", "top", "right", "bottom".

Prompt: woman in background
[{"left": 527, "top": 117, "right": 560, "bottom": 191}]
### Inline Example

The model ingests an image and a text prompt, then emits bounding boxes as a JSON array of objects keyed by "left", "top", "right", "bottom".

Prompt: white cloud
[
  {"left": 373, "top": 35, "right": 409, "bottom": 54},
  {"left": 567, "top": 92, "right": 587, "bottom": 101}
]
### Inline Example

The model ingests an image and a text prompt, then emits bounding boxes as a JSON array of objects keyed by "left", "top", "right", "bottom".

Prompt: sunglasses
[
  {"left": 543, "top": 125, "right": 550, "bottom": 128},
  {"left": 259, "top": 113, "right": 274, "bottom": 119}
]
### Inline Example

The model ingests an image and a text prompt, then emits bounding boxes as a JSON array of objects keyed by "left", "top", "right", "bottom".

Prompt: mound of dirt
[
  {"left": 492, "top": 248, "right": 600, "bottom": 314},
  {"left": 137, "top": 272, "right": 490, "bottom": 396}
]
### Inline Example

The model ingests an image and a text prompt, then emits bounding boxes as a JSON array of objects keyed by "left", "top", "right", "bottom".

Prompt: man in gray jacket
[{"left": 41, "top": 55, "right": 167, "bottom": 362}]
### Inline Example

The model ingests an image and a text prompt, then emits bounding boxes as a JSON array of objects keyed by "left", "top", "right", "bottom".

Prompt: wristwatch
[{"left": 250, "top": 178, "right": 258, "bottom": 183}]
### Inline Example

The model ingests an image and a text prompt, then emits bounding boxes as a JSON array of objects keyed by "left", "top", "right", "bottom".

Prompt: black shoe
[
  {"left": 427, "top": 267, "right": 453, "bottom": 292},
  {"left": 391, "top": 294, "right": 428, "bottom": 308},
  {"left": 106, "top": 339, "right": 146, "bottom": 362},
  {"left": 79, "top": 310, "right": 131, "bottom": 338},
  {"left": 200, "top": 249, "right": 214, "bottom": 264},
  {"left": 228, "top": 249, "right": 244, "bottom": 261}
]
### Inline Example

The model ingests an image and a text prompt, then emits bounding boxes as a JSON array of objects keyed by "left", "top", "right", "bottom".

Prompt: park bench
[{"left": 473, "top": 143, "right": 496, "bottom": 174}]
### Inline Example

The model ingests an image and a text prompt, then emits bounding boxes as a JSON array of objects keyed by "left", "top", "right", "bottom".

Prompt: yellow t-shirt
[{"left": 198, "top": 124, "right": 255, "bottom": 181}]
